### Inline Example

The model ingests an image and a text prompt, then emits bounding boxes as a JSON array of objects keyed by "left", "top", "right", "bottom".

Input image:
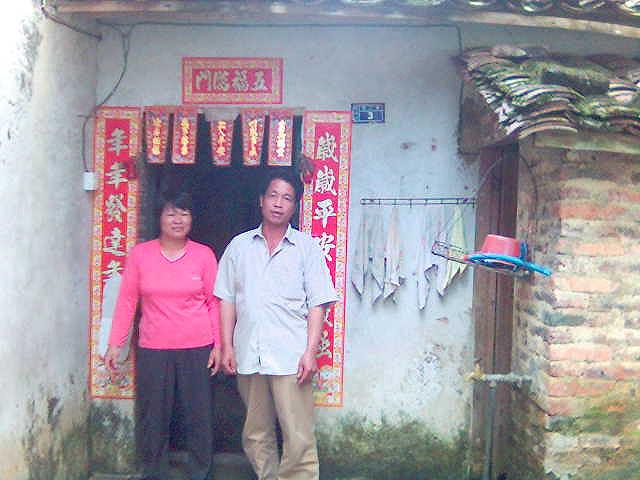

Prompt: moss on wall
[
  {"left": 89, "top": 402, "right": 137, "bottom": 474},
  {"left": 317, "top": 414, "right": 468, "bottom": 480},
  {"left": 22, "top": 396, "right": 89, "bottom": 480},
  {"left": 550, "top": 392, "right": 640, "bottom": 480}
]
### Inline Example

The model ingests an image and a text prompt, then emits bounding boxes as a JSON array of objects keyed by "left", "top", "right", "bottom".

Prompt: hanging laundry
[
  {"left": 437, "top": 205, "right": 468, "bottom": 295},
  {"left": 369, "top": 209, "right": 385, "bottom": 304},
  {"left": 351, "top": 210, "right": 370, "bottom": 296},
  {"left": 98, "top": 273, "right": 130, "bottom": 363},
  {"left": 383, "top": 207, "right": 403, "bottom": 301},
  {"left": 417, "top": 205, "right": 447, "bottom": 308}
]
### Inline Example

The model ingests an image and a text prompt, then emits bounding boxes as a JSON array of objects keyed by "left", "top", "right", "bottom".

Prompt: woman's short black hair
[
  {"left": 260, "top": 168, "right": 303, "bottom": 202},
  {"left": 155, "top": 191, "right": 193, "bottom": 219}
]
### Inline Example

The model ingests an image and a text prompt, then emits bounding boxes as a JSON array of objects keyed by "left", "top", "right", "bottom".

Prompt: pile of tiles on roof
[
  {"left": 458, "top": 46, "right": 640, "bottom": 139},
  {"left": 454, "top": 0, "right": 640, "bottom": 16},
  {"left": 327, "top": 0, "right": 640, "bottom": 16}
]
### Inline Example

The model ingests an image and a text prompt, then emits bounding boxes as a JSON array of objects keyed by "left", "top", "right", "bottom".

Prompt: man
[{"left": 214, "top": 170, "right": 337, "bottom": 480}]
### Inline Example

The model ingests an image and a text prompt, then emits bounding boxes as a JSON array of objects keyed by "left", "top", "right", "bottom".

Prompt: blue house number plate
[{"left": 351, "top": 103, "right": 385, "bottom": 124}]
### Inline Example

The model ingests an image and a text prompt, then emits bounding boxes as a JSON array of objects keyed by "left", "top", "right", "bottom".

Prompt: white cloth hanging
[
  {"left": 98, "top": 273, "right": 130, "bottom": 362},
  {"left": 437, "top": 204, "right": 467, "bottom": 295},
  {"left": 351, "top": 210, "right": 369, "bottom": 296},
  {"left": 369, "top": 209, "right": 386, "bottom": 303},
  {"left": 416, "top": 205, "right": 446, "bottom": 307},
  {"left": 383, "top": 207, "right": 403, "bottom": 301}
]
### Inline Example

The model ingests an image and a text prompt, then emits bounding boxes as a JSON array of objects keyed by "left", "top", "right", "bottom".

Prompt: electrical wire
[
  {"left": 518, "top": 152, "right": 539, "bottom": 248},
  {"left": 85, "top": 19, "right": 464, "bottom": 175},
  {"left": 40, "top": 0, "right": 102, "bottom": 40},
  {"left": 80, "top": 24, "right": 133, "bottom": 171}
]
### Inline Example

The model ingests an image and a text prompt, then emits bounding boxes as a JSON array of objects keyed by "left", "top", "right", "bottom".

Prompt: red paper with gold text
[
  {"left": 301, "top": 111, "right": 351, "bottom": 407},
  {"left": 90, "top": 107, "right": 141, "bottom": 399}
]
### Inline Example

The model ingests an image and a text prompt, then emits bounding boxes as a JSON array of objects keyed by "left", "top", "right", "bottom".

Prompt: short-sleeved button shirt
[{"left": 214, "top": 225, "right": 338, "bottom": 375}]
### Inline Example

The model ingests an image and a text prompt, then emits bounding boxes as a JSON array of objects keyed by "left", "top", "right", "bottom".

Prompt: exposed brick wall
[{"left": 510, "top": 137, "right": 640, "bottom": 479}]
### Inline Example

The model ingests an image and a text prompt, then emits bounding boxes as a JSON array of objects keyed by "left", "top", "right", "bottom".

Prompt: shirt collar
[{"left": 253, "top": 224, "right": 296, "bottom": 245}]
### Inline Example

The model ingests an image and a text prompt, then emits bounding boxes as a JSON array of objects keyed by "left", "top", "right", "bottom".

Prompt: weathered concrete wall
[
  {"left": 93, "top": 22, "right": 640, "bottom": 478},
  {"left": 96, "top": 24, "right": 475, "bottom": 476},
  {"left": 0, "top": 2, "right": 98, "bottom": 478},
  {"left": 511, "top": 138, "right": 640, "bottom": 479}
]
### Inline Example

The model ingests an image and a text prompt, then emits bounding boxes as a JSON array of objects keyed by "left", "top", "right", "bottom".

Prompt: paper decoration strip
[
  {"left": 300, "top": 111, "right": 352, "bottom": 407},
  {"left": 144, "top": 107, "right": 171, "bottom": 164},
  {"left": 267, "top": 109, "right": 294, "bottom": 166},
  {"left": 211, "top": 118, "right": 235, "bottom": 166},
  {"left": 90, "top": 107, "right": 141, "bottom": 399},
  {"left": 183, "top": 57, "right": 283, "bottom": 105},
  {"left": 171, "top": 107, "right": 198, "bottom": 164},
  {"left": 241, "top": 109, "right": 266, "bottom": 167}
]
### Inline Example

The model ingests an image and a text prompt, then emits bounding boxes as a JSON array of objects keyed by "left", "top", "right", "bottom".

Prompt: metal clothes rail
[{"left": 360, "top": 196, "right": 476, "bottom": 206}]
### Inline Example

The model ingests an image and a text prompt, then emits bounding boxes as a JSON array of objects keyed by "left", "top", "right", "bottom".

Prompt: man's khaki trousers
[{"left": 237, "top": 374, "right": 319, "bottom": 480}]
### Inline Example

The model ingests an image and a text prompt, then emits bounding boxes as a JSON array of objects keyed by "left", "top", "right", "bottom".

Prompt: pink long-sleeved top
[{"left": 109, "top": 239, "right": 221, "bottom": 350}]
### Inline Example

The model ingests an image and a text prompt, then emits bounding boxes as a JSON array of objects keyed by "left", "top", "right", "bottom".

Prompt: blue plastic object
[{"left": 466, "top": 242, "right": 552, "bottom": 277}]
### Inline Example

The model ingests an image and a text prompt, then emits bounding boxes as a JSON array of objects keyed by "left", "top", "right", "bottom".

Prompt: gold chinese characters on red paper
[
  {"left": 268, "top": 109, "right": 293, "bottom": 166},
  {"left": 144, "top": 107, "right": 171, "bottom": 164},
  {"left": 301, "top": 111, "right": 352, "bottom": 407},
  {"left": 171, "top": 108, "right": 198, "bottom": 164},
  {"left": 90, "top": 107, "right": 141, "bottom": 399},
  {"left": 241, "top": 109, "right": 266, "bottom": 167},
  {"left": 183, "top": 58, "right": 283, "bottom": 105},
  {"left": 210, "top": 118, "right": 234, "bottom": 167}
]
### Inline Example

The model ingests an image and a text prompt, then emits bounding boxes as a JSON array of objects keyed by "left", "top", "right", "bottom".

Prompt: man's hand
[
  {"left": 296, "top": 349, "right": 318, "bottom": 385},
  {"left": 104, "top": 345, "right": 122, "bottom": 372},
  {"left": 221, "top": 345, "right": 237, "bottom": 375},
  {"left": 207, "top": 345, "right": 222, "bottom": 376}
]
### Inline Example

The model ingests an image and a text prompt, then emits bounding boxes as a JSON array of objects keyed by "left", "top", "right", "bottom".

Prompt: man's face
[{"left": 260, "top": 178, "right": 297, "bottom": 228}]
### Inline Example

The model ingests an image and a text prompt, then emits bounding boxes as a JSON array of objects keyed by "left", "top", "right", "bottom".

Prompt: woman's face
[{"left": 159, "top": 204, "right": 192, "bottom": 241}]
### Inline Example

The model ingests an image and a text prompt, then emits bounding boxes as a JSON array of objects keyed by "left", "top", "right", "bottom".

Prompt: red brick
[
  {"left": 575, "top": 379, "right": 616, "bottom": 397},
  {"left": 554, "top": 276, "right": 618, "bottom": 294},
  {"left": 553, "top": 291, "right": 591, "bottom": 309},
  {"left": 545, "top": 397, "right": 585, "bottom": 416},
  {"left": 548, "top": 344, "right": 612, "bottom": 362},
  {"left": 609, "top": 363, "right": 640, "bottom": 381},
  {"left": 608, "top": 188, "right": 640, "bottom": 203},
  {"left": 553, "top": 202, "right": 627, "bottom": 220},
  {"left": 573, "top": 241, "right": 625, "bottom": 257},
  {"left": 546, "top": 377, "right": 578, "bottom": 397}
]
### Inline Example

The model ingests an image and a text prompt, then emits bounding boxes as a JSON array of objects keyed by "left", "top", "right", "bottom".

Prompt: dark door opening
[
  {"left": 471, "top": 144, "right": 519, "bottom": 480},
  {"left": 142, "top": 113, "right": 301, "bottom": 456}
]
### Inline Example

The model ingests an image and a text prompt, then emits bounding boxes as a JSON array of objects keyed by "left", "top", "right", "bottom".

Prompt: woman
[{"left": 105, "top": 192, "right": 220, "bottom": 480}]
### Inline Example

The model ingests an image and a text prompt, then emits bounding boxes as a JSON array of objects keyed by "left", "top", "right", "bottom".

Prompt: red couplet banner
[
  {"left": 90, "top": 107, "right": 141, "bottom": 399},
  {"left": 300, "top": 111, "right": 352, "bottom": 407}
]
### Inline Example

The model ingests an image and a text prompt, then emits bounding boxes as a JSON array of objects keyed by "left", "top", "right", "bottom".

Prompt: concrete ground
[{"left": 90, "top": 452, "right": 256, "bottom": 480}]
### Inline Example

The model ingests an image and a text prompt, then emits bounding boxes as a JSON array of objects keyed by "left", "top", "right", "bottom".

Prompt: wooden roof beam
[
  {"left": 448, "top": 11, "right": 640, "bottom": 40},
  {"left": 53, "top": 1, "right": 640, "bottom": 39}
]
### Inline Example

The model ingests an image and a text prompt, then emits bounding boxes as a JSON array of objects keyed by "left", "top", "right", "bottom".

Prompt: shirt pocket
[{"left": 269, "top": 261, "right": 305, "bottom": 302}]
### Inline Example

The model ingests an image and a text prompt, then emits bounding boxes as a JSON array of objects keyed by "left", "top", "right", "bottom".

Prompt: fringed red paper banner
[
  {"left": 301, "top": 111, "right": 352, "bottom": 407},
  {"left": 241, "top": 109, "right": 266, "bottom": 167},
  {"left": 211, "top": 118, "right": 234, "bottom": 167},
  {"left": 90, "top": 107, "right": 141, "bottom": 399},
  {"left": 183, "top": 57, "right": 283, "bottom": 105},
  {"left": 144, "top": 107, "right": 171, "bottom": 164},
  {"left": 267, "top": 109, "right": 293, "bottom": 166},
  {"left": 172, "top": 107, "right": 198, "bottom": 164}
]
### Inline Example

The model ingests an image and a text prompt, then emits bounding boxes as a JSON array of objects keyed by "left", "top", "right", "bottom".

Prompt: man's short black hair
[
  {"left": 155, "top": 191, "right": 193, "bottom": 219},
  {"left": 260, "top": 168, "right": 303, "bottom": 202}
]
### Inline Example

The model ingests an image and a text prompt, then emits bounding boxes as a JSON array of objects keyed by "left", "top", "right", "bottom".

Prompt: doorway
[
  {"left": 140, "top": 113, "right": 301, "bottom": 456},
  {"left": 471, "top": 144, "right": 519, "bottom": 479}
]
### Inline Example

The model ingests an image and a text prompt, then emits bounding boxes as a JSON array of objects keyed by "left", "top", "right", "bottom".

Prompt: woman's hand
[
  {"left": 104, "top": 345, "right": 122, "bottom": 372},
  {"left": 207, "top": 345, "right": 222, "bottom": 376}
]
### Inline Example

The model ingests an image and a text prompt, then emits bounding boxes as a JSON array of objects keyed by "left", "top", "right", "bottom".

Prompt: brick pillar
[{"left": 510, "top": 137, "right": 640, "bottom": 479}]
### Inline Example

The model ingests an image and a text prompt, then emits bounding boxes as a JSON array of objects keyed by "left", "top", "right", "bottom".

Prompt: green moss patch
[{"left": 317, "top": 414, "right": 468, "bottom": 480}]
